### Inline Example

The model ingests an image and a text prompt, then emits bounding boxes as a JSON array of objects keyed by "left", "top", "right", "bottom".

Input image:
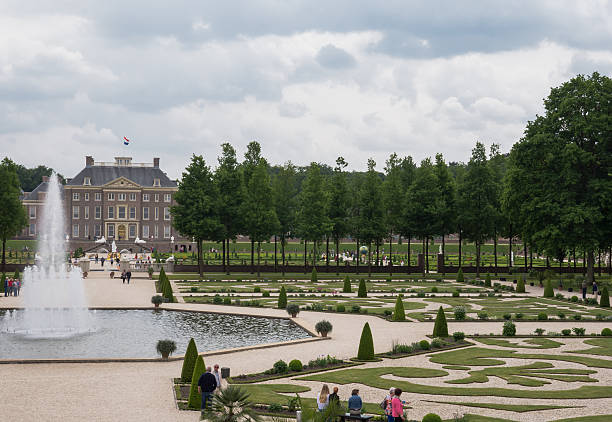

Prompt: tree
[
  {"left": 208, "top": 386, "right": 261, "bottom": 422},
  {"left": 392, "top": 296, "right": 405, "bottom": 321},
  {"left": 342, "top": 276, "right": 352, "bottom": 293},
  {"left": 432, "top": 306, "right": 449, "bottom": 337},
  {"left": 272, "top": 162, "right": 298, "bottom": 273},
  {"left": 383, "top": 153, "right": 406, "bottom": 271},
  {"left": 188, "top": 355, "right": 205, "bottom": 409},
  {"left": 241, "top": 141, "right": 263, "bottom": 269},
  {"left": 328, "top": 157, "right": 350, "bottom": 273},
  {"left": 357, "top": 322, "right": 375, "bottom": 360},
  {"left": 433, "top": 153, "right": 456, "bottom": 268},
  {"left": 0, "top": 158, "right": 28, "bottom": 274},
  {"left": 181, "top": 338, "right": 199, "bottom": 382},
  {"left": 397, "top": 157, "right": 417, "bottom": 266},
  {"left": 504, "top": 73, "right": 612, "bottom": 283},
  {"left": 457, "top": 142, "right": 497, "bottom": 277},
  {"left": 487, "top": 144, "right": 506, "bottom": 272},
  {"left": 543, "top": 280, "right": 554, "bottom": 298},
  {"left": 14, "top": 163, "right": 65, "bottom": 192},
  {"left": 172, "top": 155, "right": 223, "bottom": 277},
  {"left": 357, "top": 278, "right": 367, "bottom": 298},
  {"left": 215, "top": 143, "right": 244, "bottom": 272},
  {"left": 277, "top": 286, "right": 287, "bottom": 308},
  {"left": 297, "top": 163, "right": 331, "bottom": 268},
  {"left": 516, "top": 278, "right": 526, "bottom": 293},
  {"left": 600, "top": 287, "right": 610, "bottom": 308},
  {"left": 242, "top": 160, "right": 279, "bottom": 277}
]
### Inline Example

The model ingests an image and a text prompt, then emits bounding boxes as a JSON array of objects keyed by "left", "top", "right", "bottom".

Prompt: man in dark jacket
[
  {"left": 126, "top": 270, "right": 132, "bottom": 284},
  {"left": 198, "top": 366, "right": 217, "bottom": 412}
]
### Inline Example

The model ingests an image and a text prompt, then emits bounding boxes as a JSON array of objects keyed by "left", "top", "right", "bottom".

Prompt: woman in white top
[{"left": 317, "top": 384, "right": 330, "bottom": 411}]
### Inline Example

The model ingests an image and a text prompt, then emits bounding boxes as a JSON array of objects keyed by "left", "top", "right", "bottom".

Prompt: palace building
[{"left": 20, "top": 156, "right": 191, "bottom": 253}]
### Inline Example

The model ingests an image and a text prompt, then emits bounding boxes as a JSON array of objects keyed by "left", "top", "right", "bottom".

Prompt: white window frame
[
  {"left": 154, "top": 207, "right": 159, "bottom": 220},
  {"left": 95, "top": 206, "right": 101, "bottom": 219},
  {"left": 118, "top": 193, "right": 126, "bottom": 201},
  {"left": 128, "top": 224, "right": 136, "bottom": 238},
  {"left": 142, "top": 225, "right": 149, "bottom": 238},
  {"left": 163, "top": 207, "right": 170, "bottom": 221},
  {"left": 72, "top": 206, "right": 79, "bottom": 219},
  {"left": 154, "top": 225, "right": 159, "bottom": 238},
  {"left": 143, "top": 207, "right": 149, "bottom": 220},
  {"left": 155, "top": 194, "right": 160, "bottom": 202},
  {"left": 73, "top": 192, "right": 80, "bottom": 201},
  {"left": 163, "top": 226, "right": 171, "bottom": 239},
  {"left": 118, "top": 206, "right": 126, "bottom": 219},
  {"left": 142, "top": 193, "right": 150, "bottom": 202},
  {"left": 95, "top": 224, "right": 101, "bottom": 238},
  {"left": 129, "top": 193, "right": 136, "bottom": 201},
  {"left": 164, "top": 194, "right": 171, "bottom": 202},
  {"left": 84, "top": 206, "right": 89, "bottom": 220},
  {"left": 84, "top": 193, "right": 89, "bottom": 201},
  {"left": 153, "top": 178, "right": 161, "bottom": 187},
  {"left": 84, "top": 225, "right": 89, "bottom": 238},
  {"left": 129, "top": 207, "right": 136, "bottom": 219},
  {"left": 72, "top": 224, "right": 79, "bottom": 238},
  {"left": 108, "top": 193, "right": 115, "bottom": 201},
  {"left": 29, "top": 206, "right": 36, "bottom": 219},
  {"left": 95, "top": 192, "right": 102, "bottom": 201},
  {"left": 107, "top": 224, "right": 115, "bottom": 238},
  {"left": 108, "top": 206, "right": 114, "bottom": 219},
  {"left": 83, "top": 177, "right": 91, "bottom": 186},
  {"left": 29, "top": 223, "right": 36, "bottom": 236}
]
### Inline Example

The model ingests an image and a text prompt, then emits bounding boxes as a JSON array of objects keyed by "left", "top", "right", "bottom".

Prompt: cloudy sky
[{"left": 1, "top": 1, "right": 611, "bottom": 178}]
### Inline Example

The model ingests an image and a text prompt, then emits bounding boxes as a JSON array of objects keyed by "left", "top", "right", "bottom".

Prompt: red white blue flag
[{"left": 123, "top": 136, "right": 130, "bottom": 145}]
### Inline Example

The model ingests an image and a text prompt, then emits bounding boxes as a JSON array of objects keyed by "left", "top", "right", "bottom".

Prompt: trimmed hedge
[
  {"left": 456, "top": 268, "right": 464, "bottom": 283},
  {"left": 432, "top": 306, "right": 448, "bottom": 338},
  {"left": 600, "top": 287, "right": 610, "bottom": 308},
  {"left": 357, "top": 279, "right": 367, "bottom": 298},
  {"left": 422, "top": 414, "right": 442, "bottom": 422},
  {"left": 543, "top": 280, "right": 554, "bottom": 298},
  {"left": 181, "top": 338, "right": 198, "bottom": 382},
  {"left": 485, "top": 273, "right": 492, "bottom": 287},
  {"left": 311, "top": 268, "right": 318, "bottom": 283},
  {"left": 277, "top": 286, "right": 287, "bottom": 309},
  {"left": 188, "top": 355, "right": 205, "bottom": 409},
  {"left": 516, "top": 278, "right": 526, "bottom": 293},
  {"left": 393, "top": 296, "right": 406, "bottom": 321},
  {"left": 357, "top": 322, "right": 375, "bottom": 360},
  {"left": 343, "top": 276, "right": 352, "bottom": 293}
]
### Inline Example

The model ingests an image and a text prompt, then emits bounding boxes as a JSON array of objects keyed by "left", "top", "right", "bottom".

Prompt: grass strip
[{"left": 423, "top": 399, "right": 580, "bottom": 413}]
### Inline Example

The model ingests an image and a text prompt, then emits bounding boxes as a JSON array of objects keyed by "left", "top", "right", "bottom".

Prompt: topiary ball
[
  {"left": 422, "top": 414, "right": 442, "bottom": 422},
  {"left": 601, "top": 328, "right": 612, "bottom": 337},
  {"left": 288, "top": 359, "right": 303, "bottom": 372}
]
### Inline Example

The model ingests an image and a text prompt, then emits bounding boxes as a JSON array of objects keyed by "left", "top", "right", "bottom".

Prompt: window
[
  {"left": 154, "top": 225, "right": 159, "bottom": 238},
  {"left": 72, "top": 224, "right": 79, "bottom": 238},
  {"left": 153, "top": 178, "right": 161, "bottom": 187},
  {"left": 95, "top": 206, "right": 101, "bottom": 219},
  {"left": 142, "top": 225, "right": 149, "bottom": 238},
  {"left": 154, "top": 207, "right": 159, "bottom": 220},
  {"left": 108, "top": 206, "right": 115, "bottom": 219},
  {"left": 155, "top": 194, "right": 160, "bottom": 202},
  {"left": 29, "top": 223, "right": 36, "bottom": 236},
  {"left": 84, "top": 225, "right": 89, "bottom": 238},
  {"left": 118, "top": 193, "right": 126, "bottom": 201},
  {"left": 108, "top": 193, "right": 115, "bottom": 200},
  {"left": 163, "top": 226, "right": 171, "bottom": 238},
  {"left": 83, "top": 177, "right": 91, "bottom": 186},
  {"left": 129, "top": 207, "right": 136, "bottom": 219},
  {"left": 164, "top": 207, "right": 170, "bottom": 220},
  {"left": 118, "top": 206, "right": 126, "bottom": 219},
  {"left": 129, "top": 224, "right": 136, "bottom": 238},
  {"left": 84, "top": 206, "right": 89, "bottom": 220},
  {"left": 107, "top": 224, "right": 115, "bottom": 238},
  {"left": 73, "top": 192, "right": 80, "bottom": 201},
  {"left": 129, "top": 193, "right": 136, "bottom": 201},
  {"left": 143, "top": 193, "right": 150, "bottom": 202},
  {"left": 84, "top": 193, "right": 89, "bottom": 201},
  {"left": 95, "top": 224, "right": 101, "bottom": 238},
  {"left": 143, "top": 207, "right": 149, "bottom": 220},
  {"left": 95, "top": 192, "right": 102, "bottom": 201},
  {"left": 29, "top": 206, "right": 36, "bottom": 219},
  {"left": 164, "top": 194, "right": 171, "bottom": 202},
  {"left": 72, "top": 206, "right": 79, "bottom": 219}
]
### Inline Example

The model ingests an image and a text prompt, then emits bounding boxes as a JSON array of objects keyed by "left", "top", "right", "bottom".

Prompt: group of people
[
  {"left": 197, "top": 364, "right": 223, "bottom": 414},
  {"left": 581, "top": 280, "right": 599, "bottom": 300},
  {"left": 3, "top": 277, "right": 21, "bottom": 297},
  {"left": 316, "top": 385, "right": 407, "bottom": 421},
  {"left": 120, "top": 270, "right": 132, "bottom": 284}
]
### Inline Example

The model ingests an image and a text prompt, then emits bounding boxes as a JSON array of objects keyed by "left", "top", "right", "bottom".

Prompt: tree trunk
[
  {"left": 458, "top": 229, "right": 462, "bottom": 268},
  {"left": 422, "top": 237, "right": 426, "bottom": 275},
  {"left": 508, "top": 235, "right": 512, "bottom": 269},
  {"left": 476, "top": 241, "right": 481, "bottom": 278},
  {"left": 197, "top": 239, "right": 203, "bottom": 278},
  {"left": 312, "top": 240, "right": 317, "bottom": 267},
  {"left": 304, "top": 241, "right": 307, "bottom": 273},
  {"left": 389, "top": 234, "right": 393, "bottom": 276},
  {"left": 425, "top": 236, "right": 429, "bottom": 274},
  {"left": 493, "top": 232, "right": 498, "bottom": 275},
  {"left": 336, "top": 236, "right": 340, "bottom": 275},
  {"left": 326, "top": 236, "right": 330, "bottom": 270},
  {"left": 586, "top": 250, "right": 595, "bottom": 283},
  {"left": 524, "top": 242, "right": 527, "bottom": 270},
  {"left": 583, "top": 252, "right": 586, "bottom": 274},
  {"left": 368, "top": 242, "right": 372, "bottom": 277},
  {"left": 441, "top": 234, "right": 445, "bottom": 275},
  {"left": 274, "top": 235, "right": 277, "bottom": 272},
  {"left": 281, "top": 236, "right": 286, "bottom": 276},
  {"left": 376, "top": 241, "right": 380, "bottom": 267},
  {"left": 407, "top": 235, "right": 411, "bottom": 267},
  {"left": 250, "top": 239, "right": 254, "bottom": 274},
  {"left": 222, "top": 238, "right": 226, "bottom": 273},
  {"left": 257, "top": 241, "right": 261, "bottom": 278},
  {"left": 356, "top": 239, "right": 359, "bottom": 274}
]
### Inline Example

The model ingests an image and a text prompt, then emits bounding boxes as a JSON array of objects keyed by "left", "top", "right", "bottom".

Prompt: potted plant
[
  {"left": 286, "top": 303, "right": 300, "bottom": 318},
  {"left": 315, "top": 320, "right": 333, "bottom": 337},
  {"left": 148, "top": 266, "right": 154, "bottom": 279},
  {"left": 156, "top": 339, "right": 177, "bottom": 360},
  {"left": 151, "top": 295, "right": 163, "bottom": 308}
]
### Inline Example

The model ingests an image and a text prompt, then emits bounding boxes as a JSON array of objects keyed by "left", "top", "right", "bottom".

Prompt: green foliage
[
  {"left": 310, "top": 267, "right": 317, "bottom": 282},
  {"left": 562, "top": 329, "right": 572, "bottom": 336},
  {"left": 419, "top": 339, "right": 430, "bottom": 350},
  {"left": 181, "top": 338, "right": 198, "bottom": 383},
  {"left": 277, "top": 286, "right": 287, "bottom": 309},
  {"left": 286, "top": 303, "right": 300, "bottom": 317},
  {"left": 572, "top": 327, "right": 586, "bottom": 336},
  {"left": 485, "top": 273, "right": 492, "bottom": 287},
  {"left": 502, "top": 321, "right": 516, "bottom": 337},
  {"left": 156, "top": 339, "right": 176, "bottom": 358},
  {"left": 288, "top": 359, "right": 303, "bottom": 372},
  {"left": 422, "top": 414, "right": 442, "bottom": 422},
  {"left": 336, "top": 304, "right": 345, "bottom": 312},
  {"left": 477, "top": 311, "right": 489, "bottom": 320},
  {"left": 600, "top": 287, "right": 610, "bottom": 308},
  {"left": 453, "top": 332, "right": 465, "bottom": 342},
  {"left": 216, "top": 143, "right": 245, "bottom": 250},
  {"left": 516, "top": 278, "right": 525, "bottom": 293},
  {"left": 601, "top": 328, "right": 612, "bottom": 336},
  {"left": 0, "top": 158, "right": 28, "bottom": 261},
  {"left": 273, "top": 360, "right": 288, "bottom": 374},
  {"left": 456, "top": 268, "right": 464, "bottom": 283},
  {"left": 433, "top": 306, "right": 449, "bottom": 337},
  {"left": 538, "top": 312, "right": 548, "bottom": 321},
  {"left": 188, "top": 355, "right": 205, "bottom": 409},
  {"left": 207, "top": 385, "right": 261, "bottom": 422},
  {"left": 392, "top": 296, "right": 406, "bottom": 321},
  {"left": 342, "top": 276, "right": 352, "bottom": 293},
  {"left": 314, "top": 320, "right": 333, "bottom": 335},
  {"left": 357, "top": 279, "right": 367, "bottom": 298},
  {"left": 357, "top": 322, "right": 375, "bottom": 360},
  {"left": 151, "top": 295, "right": 163, "bottom": 306},
  {"left": 454, "top": 306, "right": 466, "bottom": 320},
  {"left": 543, "top": 280, "right": 554, "bottom": 298}
]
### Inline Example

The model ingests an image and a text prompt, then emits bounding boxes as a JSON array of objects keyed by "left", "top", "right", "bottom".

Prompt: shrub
[
  {"left": 357, "top": 279, "right": 367, "bottom": 298},
  {"left": 311, "top": 267, "right": 318, "bottom": 283},
  {"left": 253, "top": 286, "right": 261, "bottom": 293},
  {"left": 277, "top": 286, "right": 287, "bottom": 309},
  {"left": 561, "top": 329, "right": 572, "bottom": 336},
  {"left": 538, "top": 312, "right": 548, "bottom": 321},
  {"left": 516, "top": 278, "right": 525, "bottom": 293},
  {"left": 485, "top": 273, "right": 492, "bottom": 287},
  {"left": 262, "top": 291, "right": 270, "bottom": 297},
  {"left": 600, "top": 287, "right": 610, "bottom": 308},
  {"left": 601, "top": 328, "right": 612, "bottom": 336},
  {"left": 273, "top": 360, "right": 288, "bottom": 374},
  {"left": 181, "top": 338, "right": 198, "bottom": 382},
  {"left": 156, "top": 339, "right": 176, "bottom": 359},
  {"left": 433, "top": 307, "right": 449, "bottom": 337},
  {"left": 336, "top": 304, "right": 345, "bottom": 312},
  {"left": 419, "top": 339, "right": 430, "bottom": 350},
  {"left": 357, "top": 322, "right": 375, "bottom": 360},
  {"left": 571, "top": 295, "right": 579, "bottom": 302},
  {"left": 572, "top": 327, "right": 586, "bottom": 336},
  {"left": 452, "top": 290, "right": 460, "bottom": 297},
  {"left": 223, "top": 297, "right": 231, "bottom": 305},
  {"left": 188, "top": 355, "right": 205, "bottom": 409},
  {"left": 515, "top": 313, "right": 524, "bottom": 320},
  {"left": 393, "top": 296, "right": 406, "bottom": 321},
  {"left": 417, "top": 292, "right": 426, "bottom": 298},
  {"left": 422, "top": 414, "right": 442, "bottom": 422},
  {"left": 502, "top": 321, "right": 516, "bottom": 336},
  {"left": 557, "top": 312, "right": 566, "bottom": 320},
  {"left": 392, "top": 342, "right": 413, "bottom": 354},
  {"left": 543, "top": 280, "right": 554, "bottom": 298},
  {"left": 351, "top": 305, "right": 361, "bottom": 313},
  {"left": 288, "top": 359, "right": 303, "bottom": 372},
  {"left": 477, "top": 311, "right": 489, "bottom": 320},
  {"left": 343, "top": 276, "right": 352, "bottom": 293},
  {"left": 534, "top": 328, "right": 546, "bottom": 336},
  {"left": 315, "top": 320, "right": 333, "bottom": 336},
  {"left": 573, "top": 314, "right": 582, "bottom": 321},
  {"left": 503, "top": 313, "right": 512, "bottom": 320},
  {"left": 431, "top": 286, "right": 438, "bottom": 293},
  {"left": 151, "top": 295, "right": 163, "bottom": 307},
  {"left": 431, "top": 338, "right": 444, "bottom": 348},
  {"left": 286, "top": 303, "right": 300, "bottom": 317},
  {"left": 268, "top": 403, "right": 283, "bottom": 413},
  {"left": 384, "top": 309, "right": 393, "bottom": 316},
  {"left": 454, "top": 306, "right": 467, "bottom": 321},
  {"left": 453, "top": 332, "right": 465, "bottom": 342},
  {"left": 456, "top": 269, "right": 464, "bottom": 283}
]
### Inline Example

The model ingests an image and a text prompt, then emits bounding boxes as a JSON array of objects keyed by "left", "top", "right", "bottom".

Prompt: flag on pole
[{"left": 123, "top": 136, "right": 130, "bottom": 145}]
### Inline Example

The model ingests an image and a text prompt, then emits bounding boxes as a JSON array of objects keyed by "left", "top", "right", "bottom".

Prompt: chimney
[
  {"left": 153, "top": 157, "right": 160, "bottom": 168},
  {"left": 86, "top": 156, "right": 94, "bottom": 167},
  {"left": 42, "top": 176, "right": 49, "bottom": 183}
]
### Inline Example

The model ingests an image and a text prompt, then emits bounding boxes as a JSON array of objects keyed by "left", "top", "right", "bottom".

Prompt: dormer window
[
  {"left": 153, "top": 178, "right": 161, "bottom": 187},
  {"left": 83, "top": 177, "right": 91, "bottom": 186}
]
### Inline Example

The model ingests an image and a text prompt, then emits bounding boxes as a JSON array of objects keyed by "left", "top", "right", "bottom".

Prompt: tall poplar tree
[
  {"left": 383, "top": 153, "right": 405, "bottom": 270},
  {"left": 272, "top": 162, "right": 298, "bottom": 273},
  {"left": 356, "top": 159, "right": 385, "bottom": 276},
  {"left": 0, "top": 158, "right": 27, "bottom": 274},
  {"left": 241, "top": 141, "right": 263, "bottom": 268},
  {"left": 328, "top": 157, "right": 350, "bottom": 273},
  {"left": 433, "top": 153, "right": 456, "bottom": 262}
]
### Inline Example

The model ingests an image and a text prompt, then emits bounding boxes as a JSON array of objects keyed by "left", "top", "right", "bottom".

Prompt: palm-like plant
[{"left": 208, "top": 386, "right": 261, "bottom": 422}]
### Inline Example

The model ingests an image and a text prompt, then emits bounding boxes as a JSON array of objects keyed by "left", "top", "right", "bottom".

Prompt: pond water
[{"left": 0, "top": 309, "right": 311, "bottom": 359}]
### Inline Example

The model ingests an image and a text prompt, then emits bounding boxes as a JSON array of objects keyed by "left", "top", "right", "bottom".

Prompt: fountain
[{"left": 3, "top": 173, "right": 92, "bottom": 337}]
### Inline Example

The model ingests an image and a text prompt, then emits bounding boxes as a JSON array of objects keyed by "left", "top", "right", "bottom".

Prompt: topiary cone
[
  {"left": 543, "top": 280, "right": 554, "bottom": 298},
  {"left": 277, "top": 286, "right": 287, "bottom": 309},
  {"left": 456, "top": 268, "right": 464, "bottom": 283},
  {"left": 600, "top": 287, "right": 610, "bottom": 308},
  {"left": 311, "top": 267, "right": 318, "bottom": 282},
  {"left": 432, "top": 306, "right": 448, "bottom": 337},
  {"left": 485, "top": 273, "right": 492, "bottom": 287},
  {"left": 516, "top": 278, "right": 525, "bottom": 293},
  {"left": 357, "top": 279, "right": 367, "bottom": 298},
  {"left": 392, "top": 296, "right": 405, "bottom": 321},
  {"left": 181, "top": 338, "right": 198, "bottom": 383},
  {"left": 343, "top": 276, "right": 352, "bottom": 293},
  {"left": 188, "top": 355, "right": 205, "bottom": 409},
  {"left": 357, "top": 322, "right": 375, "bottom": 360}
]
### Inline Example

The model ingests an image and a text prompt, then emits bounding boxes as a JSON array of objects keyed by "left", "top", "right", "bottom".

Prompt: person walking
[
  {"left": 3, "top": 276, "right": 7, "bottom": 297},
  {"left": 126, "top": 270, "right": 132, "bottom": 284},
  {"left": 593, "top": 281, "right": 598, "bottom": 299},
  {"left": 197, "top": 366, "right": 217, "bottom": 414},
  {"left": 15, "top": 279, "right": 21, "bottom": 296},
  {"left": 582, "top": 280, "right": 587, "bottom": 300},
  {"left": 383, "top": 387, "right": 395, "bottom": 422},
  {"left": 8, "top": 278, "right": 14, "bottom": 296},
  {"left": 317, "top": 384, "right": 330, "bottom": 412},
  {"left": 121, "top": 270, "right": 126, "bottom": 284},
  {"left": 100, "top": 257, "right": 105, "bottom": 267},
  {"left": 212, "top": 364, "right": 222, "bottom": 391},
  {"left": 391, "top": 388, "right": 405, "bottom": 422}
]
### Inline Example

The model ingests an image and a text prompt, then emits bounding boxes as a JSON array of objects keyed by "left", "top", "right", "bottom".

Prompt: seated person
[{"left": 348, "top": 389, "right": 362, "bottom": 414}]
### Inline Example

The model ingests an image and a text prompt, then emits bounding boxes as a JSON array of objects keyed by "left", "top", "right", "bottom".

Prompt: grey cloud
[{"left": 316, "top": 44, "right": 356, "bottom": 68}]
